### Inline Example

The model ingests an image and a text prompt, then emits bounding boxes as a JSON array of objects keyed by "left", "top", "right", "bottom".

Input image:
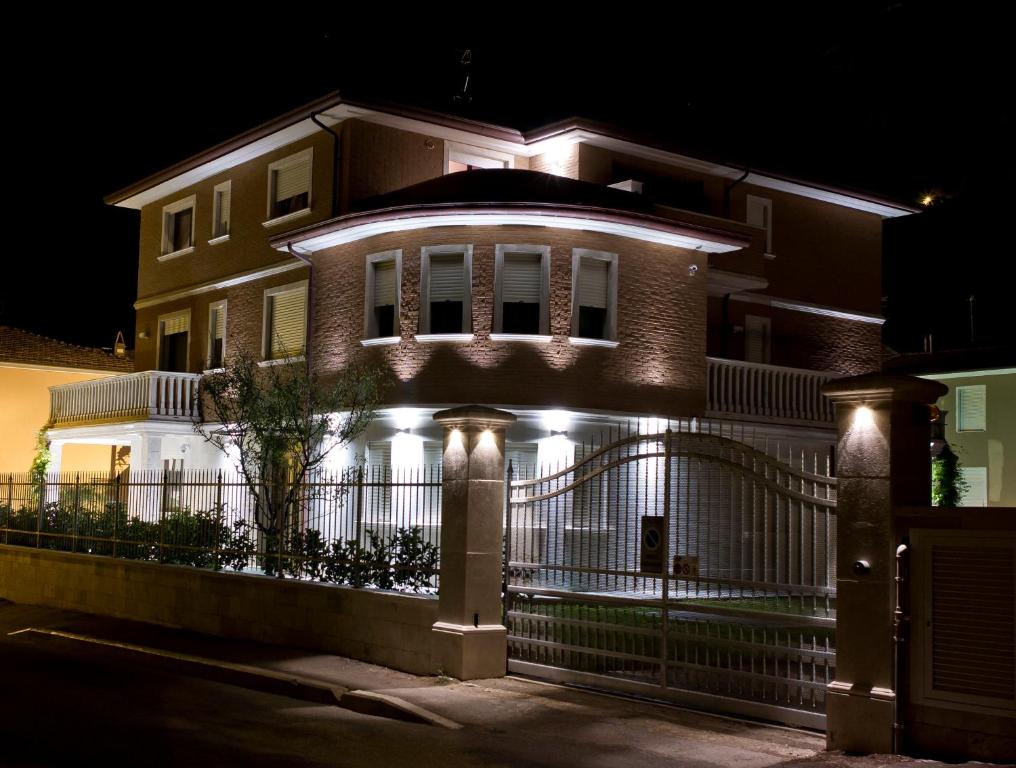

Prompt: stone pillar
[
  {"left": 431, "top": 405, "right": 516, "bottom": 680},
  {"left": 822, "top": 373, "right": 947, "bottom": 754}
]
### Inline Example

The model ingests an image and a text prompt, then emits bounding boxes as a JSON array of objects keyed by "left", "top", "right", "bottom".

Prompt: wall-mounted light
[
  {"left": 395, "top": 427, "right": 411, "bottom": 435},
  {"left": 550, "top": 429, "right": 568, "bottom": 438},
  {"left": 854, "top": 406, "right": 875, "bottom": 430}
]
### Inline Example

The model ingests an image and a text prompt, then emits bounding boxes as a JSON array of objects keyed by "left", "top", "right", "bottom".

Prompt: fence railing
[
  {"left": 0, "top": 465, "right": 442, "bottom": 593},
  {"left": 706, "top": 357, "right": 839, "bottom": 427},
  {"left": 49, "top": 371, "right": 202, "bottom": 425}
]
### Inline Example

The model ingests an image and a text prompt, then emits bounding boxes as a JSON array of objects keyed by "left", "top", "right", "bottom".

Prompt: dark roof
[
  {"left": 351, "top": 169, "right": 658, "bottom": 215},
  {"left": 0, "top": 326, "right": 134, "bottom": 373},
  {"left": 883, "top": 346, "right": 1016, "bottom": 376}
]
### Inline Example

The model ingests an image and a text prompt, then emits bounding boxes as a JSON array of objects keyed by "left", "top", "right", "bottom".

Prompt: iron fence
[{"left": 0, "top": 464, "right": 442, "bottom": 593}]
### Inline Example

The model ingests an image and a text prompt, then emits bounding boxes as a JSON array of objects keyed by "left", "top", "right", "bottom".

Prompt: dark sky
[{"left": 5, "top": 5, "right": 1012, "bottom": 353}]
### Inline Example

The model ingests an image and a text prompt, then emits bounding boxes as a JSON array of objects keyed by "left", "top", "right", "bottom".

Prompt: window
[
  {"left": 445, "top": 142, "right": 513, "bottom": 173},
  {"left": 157, "top": 310, "right": 190, "bottom": 372},
  {"left": 262, "top": 281, "right": 308, "bottom": 361},
  {"left": 211, "top": 181, "right": 231, "bottom": 240},
  {"left": 363, "top": 251, "right": 401, "bottom": 343},
  {"left": 160, "top": 195, "right": 196, "bottom": 259},
  {"left": 745, "top": 315, "right": 771, "bottom": 364},
  {"left": 266, "top": 148, "right": 312, "bottom": 223},
  {"left": 493, "top": 245, "right": 550, "bottom": 338},
  {"left": 207, "top": 300, "right": 226, "bottom": 370},
  {"left": 956, "top": 385, "right": 987, "bottom": 432},
  {"left": 419, "top": 245, "right": 472, "bottom": 338},
  {"left": 746, "top": 195, "right": 773, "bottom": 254},
  {"left": 570, "top": 249, "right": 617, "bottom": 344}
]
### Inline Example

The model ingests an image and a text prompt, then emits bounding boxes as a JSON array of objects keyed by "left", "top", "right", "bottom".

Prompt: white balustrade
[
  {"left": 49, "top": 371, "right": 202, "bottom": 425},
  {"left": 706, "top": 357, "right": 839, "bottom": 426}
]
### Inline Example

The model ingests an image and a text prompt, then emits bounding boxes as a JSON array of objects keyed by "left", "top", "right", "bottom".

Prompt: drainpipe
[
  {"left": 892, "top": 542, "right": 909, "bottom": 754},
  {"left": 723, "top": 165, "right": 750, "bottom": 219},
  {"left": 287, "top": 243, "right": 314, "bottom": 375},
  {"left": 310, "top": 111, "right": 341, "bottom": 219}
]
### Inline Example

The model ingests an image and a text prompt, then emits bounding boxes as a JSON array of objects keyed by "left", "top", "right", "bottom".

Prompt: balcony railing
[
  {"left": 706, "top": 357, "right": 839, "bottom": 427},
  {"left": 49, "top": 371, "right": 201, "bottom": 426}
]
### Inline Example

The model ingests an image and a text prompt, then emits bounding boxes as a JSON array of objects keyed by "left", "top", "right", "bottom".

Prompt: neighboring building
[
  {"left": 886, "top": 349, "right": 1016, "bottom": 507},
  {"left": 0, "top": 326, "right": 134, "bottom": 474},
  {"left": 45, "top": 94, "right": 917, "bottom": 472}
]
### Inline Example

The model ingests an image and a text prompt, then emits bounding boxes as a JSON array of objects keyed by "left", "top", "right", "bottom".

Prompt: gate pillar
[
  {"left": 431, "top": 405, "right": 516, "bottom": 680},
  {"left": 822, "top": 374, "right": 946, "bottom": 754}
]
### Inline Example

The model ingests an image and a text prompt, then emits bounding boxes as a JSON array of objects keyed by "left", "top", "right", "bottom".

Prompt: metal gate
[{"left": 504, "top": 423, "right": 837, "bottom": 729}]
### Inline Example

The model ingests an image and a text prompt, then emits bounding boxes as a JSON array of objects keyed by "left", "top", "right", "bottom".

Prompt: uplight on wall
[{"left": 854, "top": 406, "right": 875, "bottom": 430}]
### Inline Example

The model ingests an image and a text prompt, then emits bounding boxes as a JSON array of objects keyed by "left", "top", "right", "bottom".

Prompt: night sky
[{"left": 6, "top": 5, "right": 1012, "bottom": 355}]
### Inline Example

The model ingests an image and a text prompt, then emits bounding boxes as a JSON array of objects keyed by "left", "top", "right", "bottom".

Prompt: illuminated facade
[{"left": 44, "top": 96, "right": 917, "bottom": 473}]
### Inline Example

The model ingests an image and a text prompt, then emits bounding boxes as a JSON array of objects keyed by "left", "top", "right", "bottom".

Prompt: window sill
[
  {"left": 415, "top": 333, "right": 474, "bottom": 343},
  {"left": 202, "top": 367, "right": 226, "bottom": 375},
  {"left": 262, "top": 208, "right": 312, "bottom": 229},
  {"left": 157, "top": 246, "right": 195, "bottom": 262},
  {"left": 568, "top": 337, "right": 619, "bottom": 348},
  {"left": 208, "top": 234, "right": 230, "bottom": 246},
  {"left": 489, "top": 333, "right": 552, "bottom": 343},
  {"left": 258, "top": 356, "right": 305, "bottom": 367},
  {"left": 360, "top": 336, "right": 401, "bottom": 347}
]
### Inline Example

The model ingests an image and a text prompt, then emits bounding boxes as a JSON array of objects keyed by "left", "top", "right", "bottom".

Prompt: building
[
  {"left": 0, "top": 326, "right": 133, "bottom": 474},
  {"left": 885, "top": 348, "right": 1016, "bottom": 507},
  {"left": 44, "top": 93, "right": 916, "bottom": 474}
]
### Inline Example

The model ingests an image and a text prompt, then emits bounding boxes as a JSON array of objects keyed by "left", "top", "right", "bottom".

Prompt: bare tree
[{"left": 195, "top": 347, "right": 387, "bottom": 568}]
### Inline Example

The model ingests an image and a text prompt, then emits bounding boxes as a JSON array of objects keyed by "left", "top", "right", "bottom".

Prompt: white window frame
[
  {"left": 361, "top": 250, "right": 402, "bottom": 346},
  {"left": 492, "top": 244, "right": 552, "bottom": 341},
  {"left": 263, "top": 147, "right": 313, "bottom": 228},
  {"left": 569, "top": 248, "right": 618, "bottom": 347},
  {"left": 155, "top": 309, "right": 192, "bottom": 372},
  {"left": 260, "top": 280, "right": 308, "bottom": 364},
  {"left": 206, "top": 299, "right": 227, "bottom": 372},
  {"left": 956, "top": 384, "right": 987, "bottom": 432},
  {"left": 746, "top": 194, "right": 773, "bottom": 256},
  {"left": 417, "top": 244, "right": 473, "bottom": 341},
  {"left": 210, "top": 180, "right": 231, "bottom": 244},
  {"left": 444, "top": 141, "right": 514, "bottom": 174},
  {"left": 159, "top": 195, "right": 196, "bottom": 261}
]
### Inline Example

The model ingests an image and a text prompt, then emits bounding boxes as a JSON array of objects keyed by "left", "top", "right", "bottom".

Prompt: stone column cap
[
  {"left": 432, "top": 405, "right": 517, "bottom": 428},
  {"left": 822, "top": 372, "right": 947, "bottom": 404}
]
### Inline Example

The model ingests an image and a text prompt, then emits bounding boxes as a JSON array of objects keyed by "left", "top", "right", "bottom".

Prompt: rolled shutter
[
  {"left": 429, "top": 254, "right": 464, "bottom": 301},
  {"left": 274, "top": 157, "right": 310, "bottom": 203},
  {"left": 374, "top": 261, "right": 396, "bottom": 307},
  {"left": 269, "top": 289, "right": 306, "bottom": 358},
  {"left": 578, "top": 257, "right": 608, "bottom": 309},
  {"left": 162, "top": 314, "right": 189, "bottom": 336},
  {"left": 503, "top": 253, "right": 541, "bottom": 303}
]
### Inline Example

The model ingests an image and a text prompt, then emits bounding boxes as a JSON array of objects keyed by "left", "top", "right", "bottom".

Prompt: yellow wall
[{"left": 0, "top": 367, "right": 116, "bottom": 473}]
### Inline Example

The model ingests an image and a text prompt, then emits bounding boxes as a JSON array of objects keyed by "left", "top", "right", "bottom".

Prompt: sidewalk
[{"left": 1, "top": 601, "right": 1002, "bottom": 768}]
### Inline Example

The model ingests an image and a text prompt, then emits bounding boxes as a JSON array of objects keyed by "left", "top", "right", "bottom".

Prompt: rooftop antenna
[{"left": 454, "top": 49, "right": 472, "bottom": 104}]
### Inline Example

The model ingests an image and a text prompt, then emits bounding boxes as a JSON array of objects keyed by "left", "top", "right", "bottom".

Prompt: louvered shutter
[
  {"left": 745, "top": 316, "right": 771, "bottom": 364},
  {"left": 269, "top": 289, "right": 306, "bottom": 358},
  {"left": 214, "top": 187, "right": 230, "bottom": 236},
  {"left": 578, "top": 257, "right": 608, "bottom": 309},
  {"left": 746, "top": 196, "right": 772, "bottom": 252},
  {"left": 957, "top": 385, "right": 986, "bottom": 431},
  {"left": 423, "top": 442, "right": 443, "bottom": 470},
  {"left": 503, "top": 254, "right": 541, "bottom": 302},
  {"left": 373, "top": 261, "right": 396, "bottom": 307},
  {"left": 274, "top": 157, "right": 310, "bottom": 203},
  {"left": 211, "top": 306, "right": 225, "bottom": 340},
  {"left": 429, "top": 254, "right": 464, "bottom": 301},
  {"left": 959, "top": 467, "right": 988, "bottom": 506},
  {"left": 162, "top": 314, "right": 189, "bottom": 336}
]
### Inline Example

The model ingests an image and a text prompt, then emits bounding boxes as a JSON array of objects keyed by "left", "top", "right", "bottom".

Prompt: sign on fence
[
  {"left": 640, "top": 516, "right": 664, "bottom": 574},
  {"left": 672, "top": 554, "right": 699, "bottom": 578}
]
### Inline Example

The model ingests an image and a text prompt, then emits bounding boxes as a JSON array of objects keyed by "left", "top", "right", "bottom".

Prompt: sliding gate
[{"left": 504, "top": 424, "right": 837, "bottom": 729}]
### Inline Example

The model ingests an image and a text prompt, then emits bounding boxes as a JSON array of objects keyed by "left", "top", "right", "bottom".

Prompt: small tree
[
  {"left": 932, "top": 443, "right": 970, "bottom": 507},
  {"left": 195, "top": 347, "right": 387, "bottom": 573}
]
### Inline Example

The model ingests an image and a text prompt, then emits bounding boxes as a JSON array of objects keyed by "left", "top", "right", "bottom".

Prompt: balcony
[
  {"left": 49, "top": 371, "right": 202, "bottom": 427},
  {"left": 706, "top": 357, "right": 840, "bottom": 428}
]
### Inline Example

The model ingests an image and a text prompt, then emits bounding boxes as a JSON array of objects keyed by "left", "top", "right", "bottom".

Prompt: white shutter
[
  {"left": 503, "top": 254, "right": 541, "bottom": 303},
  {"left": 214, "top": 187, "right": 230, "bottom": 234},
  {"left": 746, "top": 195, "right": 773, "bottom": 252},
  {"left": 269, "top": 289, "right": 306, "bottom": 358},
  {"left": 956, "top": 385, "right": 986, "bottom": 431},
  {"left": 429, "top": 254, "right": 464, "bottom": 301},
  {"left": 274, "top": 157, "right": 310, "bottom": 203},
  {"left": 368, "top": 441, "right": 392, "bottom": 469},
  {"left": 162, "top": 314, "right": 189, "bottom": 336},
  {"left": 423, "top": 441, "right": 443, "bottom": 469},
  {"left": 959, "top": 467, "right": 988, "bottom": 507},
  {"left": 211, "top": 306, "right": 226, "bottom": 340},
  {"left": 373, "top": 261, "right": 396, "bottom": 307},
  {"left": 578, "top": 257, "right": 608, "bottom": 309}
]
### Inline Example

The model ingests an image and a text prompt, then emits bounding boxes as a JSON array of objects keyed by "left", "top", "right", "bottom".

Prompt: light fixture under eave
[{"left": 854, "top": 406, "right": 875, "bottom": 430}]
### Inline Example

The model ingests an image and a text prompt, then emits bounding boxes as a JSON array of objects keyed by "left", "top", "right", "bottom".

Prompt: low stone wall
[{"left": 0, "top": 545, "right": 438, "bottom": 675}]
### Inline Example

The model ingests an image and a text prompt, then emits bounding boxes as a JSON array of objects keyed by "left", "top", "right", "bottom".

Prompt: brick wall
[{"left": 0, "top": 545, "right": 438, "bottom": 675}]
